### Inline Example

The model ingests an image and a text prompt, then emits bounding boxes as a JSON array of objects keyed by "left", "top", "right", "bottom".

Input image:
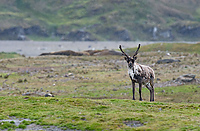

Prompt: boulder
[
  {"left": 178, "top": 25, "right": 200, "bottom": 37},
  {"left": 24, "top": 25, "right": 49, "bottom": 37},
  {"left": 40, "top": 49, "right": 121, "bottom": 56},
  {"left": 45, "top": 93, "right": 54, "bottom": 97},
  {"left": 156, "top": 59, "right": 180, "bottom": 64},
  {"left": 84, "top": 50, "right": 104, "bottom": 55},
  {"left": 17, "top": 34, "right": 26, "bottom": 40},
  {"left": 176, "top": 74, "right": 196, "bottom": 83},
  {"left": 0, "top": 26, "right": 49, "bottom": 40},
  {"left": 93, "top": 50, "right": 122, "bottom": 56},
  {"left": 40, "top": 50, "right": 90, "bottom": 56},
  {"left": 0, "top": 27, "right": 23, "bottom": 40},
  {"left": 158, "top": 30, "right": 173, "bottom": 39},
  {"left": 114, "top": 29, "right": 131, "bottom": 41},
  {"left": 63, "top": 30, "right": 96, "bottom": 41}
]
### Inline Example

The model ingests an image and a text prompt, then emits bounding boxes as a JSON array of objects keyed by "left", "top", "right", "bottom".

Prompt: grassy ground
[
  {"left": 1, "top": 96, "right": 200, "bottom": 130},
  {"left": 125, "top": 43, "right": 200, "bottom": 54},
  {"left": 0, "top": 43, "right": 200, "bottom": 130},
  {"left": 0, "top": 52, "right": 24, "bottom": 59}
]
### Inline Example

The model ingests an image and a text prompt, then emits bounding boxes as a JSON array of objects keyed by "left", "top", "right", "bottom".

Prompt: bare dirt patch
[{"left": 123, "top": 121, "right": 144, "bottom": 127}]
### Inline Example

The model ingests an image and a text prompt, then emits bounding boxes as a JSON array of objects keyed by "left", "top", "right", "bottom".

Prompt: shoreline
[{"left": 0, "top": 41, "right": 198, "bottom": 57}]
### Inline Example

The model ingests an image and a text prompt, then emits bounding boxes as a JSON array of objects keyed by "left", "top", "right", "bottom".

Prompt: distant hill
[{"left": 1, "top": 0, "right": 200, "bottom": 41}]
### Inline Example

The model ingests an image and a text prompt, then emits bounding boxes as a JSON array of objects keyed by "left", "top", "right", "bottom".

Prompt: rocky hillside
[{"left": 1, "top": 0, "right": 200, "bottom": 41}]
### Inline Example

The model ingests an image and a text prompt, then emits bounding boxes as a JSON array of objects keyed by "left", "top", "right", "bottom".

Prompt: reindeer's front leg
[
  {"left": 139, "top": 83, "right": 143, "bottom": 101},
  {"left": 130, "top": 76, "right": 135, "bottom": 100},
  {"left": 132, "top": 81, "right": 136, "bottom": 100}
]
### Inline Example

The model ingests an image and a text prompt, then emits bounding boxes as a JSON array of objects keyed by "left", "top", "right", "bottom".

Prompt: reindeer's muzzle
[{"left": 128, "top": 62, "right": 133, "bottom": 68}]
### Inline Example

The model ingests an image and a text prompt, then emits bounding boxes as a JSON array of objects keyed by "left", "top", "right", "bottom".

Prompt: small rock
[
  {"left": 22, "top": 92, "right": 31, "bottom": 96},
  {"left": 161, "top": 90, "right": 165, "bottom": 93},
  {"left": 47, "top": 75, "right": 53, "bottom": 78},
  {"left": 50, "top": 68, "right": 54, "bottom": 72},
  {"left": 156, "top": 59, "right": 180, "bottom": 64},
  {"left": 68, "top": 73, "right": 73, "bottom": 76},
  {"left": 176, "top": 74, "right": 196, "bottom": 83},
  {"left": 182, "top": 74, "right": 195, "bottom": 78},
  {"left": 35, "top": 92, "right": 46, "bottom": 96},
  {"left": 124, "top": 121, "right": 143, "bottom": 127},
  {"left": 4, "top": 74, "right": 9, "bottom": 79},
  {"left": 166, "top": 53, "right": 171, "bottom": 56},
  {"left": 64, "top": 73, "right": 74, "bottom": 77},
  {"left": 157, "top": 78, "right": 161, "bottom": 81},
  {"left": 45, "top": 93, "right": 54, "bottom": 97},
  {"left": 113, "top": 88, "right": 118, "bottom": 91},
  {"left": 17, "top": 79, "right": 23, "bottom": 83}
]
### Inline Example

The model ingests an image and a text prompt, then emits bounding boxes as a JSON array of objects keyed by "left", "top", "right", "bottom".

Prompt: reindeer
[{"left": 119, "top": 44, "right": 155, "bottom": 101}]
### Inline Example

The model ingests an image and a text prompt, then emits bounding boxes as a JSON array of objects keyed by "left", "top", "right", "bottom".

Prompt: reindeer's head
[{"left": 119, "top": 44, "right": 141, "bottom": 68}]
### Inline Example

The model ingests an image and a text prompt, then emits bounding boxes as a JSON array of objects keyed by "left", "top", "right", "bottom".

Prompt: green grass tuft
[
  {"left": 0, "top": 52, "right": 23, "bottom": 59},
  {"left": 125, "top": 43, "right": 200, "bottom": 54}
]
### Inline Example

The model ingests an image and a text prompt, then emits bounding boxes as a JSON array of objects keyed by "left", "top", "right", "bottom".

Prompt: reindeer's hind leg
[
  {"left": 151, "top": 88, "right": 154, "bottom": 101},
  {"left": 150, "top": 78, "right": 154, "bottom": 101},
  {"left": 146, "top": 82, "right": 154, "bottom": 102}
]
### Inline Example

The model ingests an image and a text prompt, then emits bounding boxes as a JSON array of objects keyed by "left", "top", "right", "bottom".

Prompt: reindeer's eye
[
  {"left": 124, "top": 57, "right": 130, "bottom": 62},
  {"left": 134, "top": 57, "right": 137, "bottom": 60},
  {"left": 124, "top": 57, "right": 128, "bottom": 62}
]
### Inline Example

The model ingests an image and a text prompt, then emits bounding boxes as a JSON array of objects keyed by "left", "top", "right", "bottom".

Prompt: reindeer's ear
[
  {"left": 124, "top": 57, "right": 127, "bottom": 61},
  {"left": 124, "top": 57, "right": 129, "bottom": 62}
]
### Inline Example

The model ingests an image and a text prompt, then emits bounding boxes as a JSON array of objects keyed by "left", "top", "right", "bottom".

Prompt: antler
[
  {"left": 133, "top": 44, "right": 141, "bottom": 57},
  {"left": 119, "top": 45, "right": 129, "bottom": 57}
]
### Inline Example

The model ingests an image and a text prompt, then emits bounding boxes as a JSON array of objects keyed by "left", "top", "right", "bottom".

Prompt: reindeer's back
[{"left": 138, "top": 64, "right": 155, "bottom": 79}]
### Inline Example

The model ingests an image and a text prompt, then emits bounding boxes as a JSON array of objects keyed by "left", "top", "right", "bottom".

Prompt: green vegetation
[
  {"left": 1, "top": 0, "right": 200, "bottom": 40},
  {"left": 125, "top": 43, "right": 200, "bottom": 55},
  {"left": 0, "top": 52, "right": 23, "bottom": 59},
  {"left": 0, "top": 121, "right": 17, "bottom": 130},
  {"left": 155, "top": 85, "right": 200, "bottom": 103},
  {"left": 0, "top": 96, "right": 200, "bottom": 130},
  {"left": 0, "top": 43, "right": 200, "bottom": 130}
]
